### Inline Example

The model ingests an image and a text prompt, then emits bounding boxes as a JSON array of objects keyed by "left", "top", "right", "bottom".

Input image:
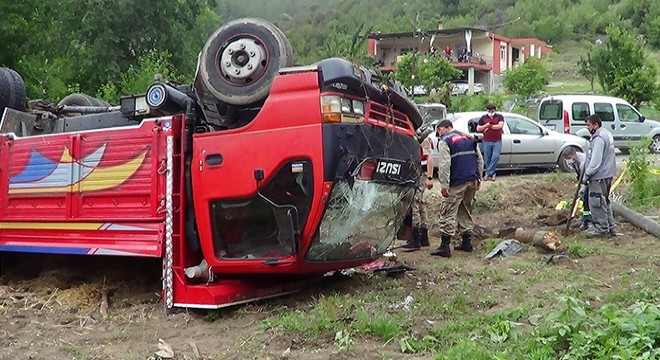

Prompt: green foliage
[
  {"left": 537, "top": 297, "right": 660, "bottom": 359},
  {"left": 568, "top": 243, "right": 593, "bottom": 258},
  {"left": 626, "top": 138, "right": 660, "bottom": 210},
  {"left": 617, "top": 0, "right": 660, "bottom": 48},
  {"left": 393, "top": 53, "right": 462, "bottom": 92},
  {"left": 1, "top": 0, "right": 218, "bottom": 101},
  {"left": 334, "top": 329, "right": 355, "bottom": 352},
  {"left": 591, "top": 25, "right": 659, "bottom": 108},
  {"left": 449, "top": 94, "right": 507, "bottom": 113},
  {"left": 97, "top": 50, "right": 179, "bottom": 104},
  {"left": 502, "top": 57, "right": 550, "bottom": 99},
  {"left": 354, "top": 310, "right": 404, "bottom": 341},
  {"left": 577, "top": 51, "right": 597, "bottom": 92}
]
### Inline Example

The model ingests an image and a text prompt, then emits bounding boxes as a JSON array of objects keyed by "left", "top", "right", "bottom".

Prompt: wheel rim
[
  {"left": 218, "top": 36, "right": 268, "bottom": 86},
  {"left": 652, "top": 137, "right": 660, "bottom": 154}
]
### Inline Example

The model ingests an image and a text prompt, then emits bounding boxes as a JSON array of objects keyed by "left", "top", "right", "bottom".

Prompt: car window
[
  {"left": 467, "top": 118, "right": 481, "bottom": 133},
  {"left": 616, "top": 103, "right": 641, "bottom": 122},
  {"left": 506, "top": 116, "right": 542, "bottom": 135},
  {"left": 594, "top": 102, "right": 614, "bottom": 122},
  {"left": 539, "top": 101, "right": 562, "bottom": 120},
  {"left": 572, "top": 102, "right": 590, "bottom": 121}
]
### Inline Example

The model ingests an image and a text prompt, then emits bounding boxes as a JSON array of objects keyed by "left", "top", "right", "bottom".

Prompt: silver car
[{"left": 426, "top": 111, "right": 589, "bottom": 172}]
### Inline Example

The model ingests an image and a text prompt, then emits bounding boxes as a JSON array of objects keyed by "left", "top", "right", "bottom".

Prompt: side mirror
[{"left": 640, "top": 116, "right": 646, "bottom": 123}]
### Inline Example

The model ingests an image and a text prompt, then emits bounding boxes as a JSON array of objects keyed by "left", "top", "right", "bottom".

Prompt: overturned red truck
[{"left": 0, "top": 19, "right": 422, "bottom": 309}]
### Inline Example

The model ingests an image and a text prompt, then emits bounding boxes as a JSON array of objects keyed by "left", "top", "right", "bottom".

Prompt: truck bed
[{"left": 0, "top": 118, "right": 176, "bottom": 257}]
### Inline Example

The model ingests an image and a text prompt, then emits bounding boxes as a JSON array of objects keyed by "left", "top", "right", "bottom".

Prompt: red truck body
[{"left": 0, "top": 61, "right": 423, "bottom": 309}]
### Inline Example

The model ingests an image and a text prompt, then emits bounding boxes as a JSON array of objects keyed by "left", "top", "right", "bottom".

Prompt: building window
[{"left": 500, "top": 43, "right": 507, "bottom": 69}]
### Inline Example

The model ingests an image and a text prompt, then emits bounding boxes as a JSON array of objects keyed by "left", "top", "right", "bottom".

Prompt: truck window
[
  {"left": 539, "top": 101, "right": 562, "bottom": 120},
  {"left": 616, "top": 104, "right": 641, "bottom": 122},
  {"left": 594, "top": 103, "right": 614, "bottom": 122},
  {"left": 572, "top": 102, "right": 590, "bottom": 122}
]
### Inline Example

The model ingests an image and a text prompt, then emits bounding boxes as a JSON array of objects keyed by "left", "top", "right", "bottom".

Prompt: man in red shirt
[{"left": 476, "top": 104, "right": 504, "bottom": 181}]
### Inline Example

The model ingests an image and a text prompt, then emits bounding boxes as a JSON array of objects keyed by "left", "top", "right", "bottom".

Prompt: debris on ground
[
  {"left": 362, "top": 260, "right": 385, "bottom": 271},
  {"left": 389, "top": 294, "right": 414, "bottom": 311},
  {"left": 373, "top": 263, "right": 417, "bottom": 276},
  {"left": 154, "top": 338, "right": 175, "bottom": 359},
  {"left": 485, "top": 239, "right": 524, "bottom": 260},
  {"left": 542, "top": 254, "right": 572, "bottom": 265}
]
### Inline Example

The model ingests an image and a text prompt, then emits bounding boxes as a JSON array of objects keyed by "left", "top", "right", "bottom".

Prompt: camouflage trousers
[
  {"left": 437, "top": 180, "right": 478, "bottom": 236},
  {"left": 412, "top": 181, "right": 428, "bottom": 228}
]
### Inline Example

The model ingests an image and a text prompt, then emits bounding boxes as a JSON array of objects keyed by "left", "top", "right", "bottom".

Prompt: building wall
[{"left": 492, "top": 39, "right": 501, "bottom": 74}]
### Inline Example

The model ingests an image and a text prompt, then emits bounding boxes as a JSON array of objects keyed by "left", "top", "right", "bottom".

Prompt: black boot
[
  {"left": 401, "top": 227, "right": 421, "bottom": 251},
  {"left": 455, "top": 233, "right": 473, "bottom": 252},
  {"left": 431, "top": 235, "right": 452, "bottom": 257},
  {"left": 419, "top": 227, "right": 430, "bottom": 247}
]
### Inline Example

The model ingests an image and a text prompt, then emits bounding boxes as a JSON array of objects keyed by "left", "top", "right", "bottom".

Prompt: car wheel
[
  {"left": 196, "top": 18, "right": 293, "bottom": 106},
  {"left": 0, "top": 67, "right": 27, "bottom": 115},
  {"left": 557, "top": 146, "right": 579, "bottom": 173},
  {"left": 651, "top": 135, "right": 660, "bottom": 154}
]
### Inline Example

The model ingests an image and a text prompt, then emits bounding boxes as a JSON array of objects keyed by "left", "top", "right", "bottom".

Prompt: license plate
[
  {"left": 374, "top": 159, "right": 410, "bottom": 180},
  {"left": 545, "top": 124, "right": 556, "bottom": 130}
]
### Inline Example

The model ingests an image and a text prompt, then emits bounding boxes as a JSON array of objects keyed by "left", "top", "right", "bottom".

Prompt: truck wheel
[
  {"left": 0, "top": 67, "right": 27, "bottom": 114},
  {"left": 196, "top": 18, "right": 294, "bottom": 106},
  {"left": 558, "top": 146, "right": 579, "bottom": 173},
  {"left": 651, "top": 135, "right": 660, "bottom": 154}
]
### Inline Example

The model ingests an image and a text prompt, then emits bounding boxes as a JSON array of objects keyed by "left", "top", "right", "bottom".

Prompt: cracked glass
[{"left": 306, "top": 179, "right": 414, "bottom": 262}]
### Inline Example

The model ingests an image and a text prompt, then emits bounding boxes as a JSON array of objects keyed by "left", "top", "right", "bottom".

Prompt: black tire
[
  {"left": 0, "top": 67, "right": 27, "bottom": 114},
  {"left": 558, "top": 146, "right": 579, "bottom": 173},
  {"left": 651, "top": 135, "right": 660, "bottom": 154},
  {"left": 196, "top": 18, "right": 294, "bottom": 106},
  {"left": 57, "top": 93, "right": 105, "bottom": 107}
]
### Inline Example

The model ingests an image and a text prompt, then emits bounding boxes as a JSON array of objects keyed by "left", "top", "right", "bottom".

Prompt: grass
[{"left": 254, "top": 230, "right": 659, "bottom": 358}]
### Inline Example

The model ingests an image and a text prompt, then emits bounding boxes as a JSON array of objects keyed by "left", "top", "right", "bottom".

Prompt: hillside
[{"left": 217, "top": 0, "right": 660, "bottom": 66}]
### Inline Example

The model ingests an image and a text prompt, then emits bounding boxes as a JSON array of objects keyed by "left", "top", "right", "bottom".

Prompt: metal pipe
[
  {"left": 60, "top": 105, "right": 121, "bottom": 114},
  {"left": 612, "top": 201, "right": 660, "bottom": 239}
]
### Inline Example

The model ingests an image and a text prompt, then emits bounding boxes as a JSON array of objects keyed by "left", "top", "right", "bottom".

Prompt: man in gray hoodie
[{"left": 582, "top": 114, "right": 617, "bottom": 237}]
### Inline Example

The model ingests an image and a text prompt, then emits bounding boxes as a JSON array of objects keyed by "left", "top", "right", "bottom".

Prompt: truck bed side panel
[{"left": 0, "top": 118, "right": 176, "bottom": 257}]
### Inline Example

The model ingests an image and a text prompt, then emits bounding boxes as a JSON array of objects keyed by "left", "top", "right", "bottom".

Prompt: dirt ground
[{"left": 0, "top": 172, "right": 657, "bottom": 360}]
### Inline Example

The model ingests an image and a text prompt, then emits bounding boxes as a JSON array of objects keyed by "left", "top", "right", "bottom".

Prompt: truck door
[{"left": 190, "top": 125, "right": 321, "bottom": 266}]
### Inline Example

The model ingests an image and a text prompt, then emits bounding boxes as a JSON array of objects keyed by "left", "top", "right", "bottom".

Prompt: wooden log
[{"left": 513, "top": 229, "right": 561, "bottom": 251}]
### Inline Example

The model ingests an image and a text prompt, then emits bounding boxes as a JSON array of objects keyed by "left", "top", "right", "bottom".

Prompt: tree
[
  {"left": 392, "top": 53, "right": 461, "bottom": 94},
  {"left": 591, "top": 25, "right": 659, "bottom": 108},
  {"left": 577, "top": 52, "right": 596, "bottom": 92},
  {"left": 502, "top": 57, "right": 550, "bottom": 99}
]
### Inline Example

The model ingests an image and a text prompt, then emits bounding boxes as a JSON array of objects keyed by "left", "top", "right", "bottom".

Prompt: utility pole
[{"left": 410, "top": 12, "right": 421, "bottom": 100}]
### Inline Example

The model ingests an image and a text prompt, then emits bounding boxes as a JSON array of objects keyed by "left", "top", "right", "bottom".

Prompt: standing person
[
  {"left": 444, "top": 45, "right": 452, "bottom": 60},
  {"left": 431, "top": 120, "right": 484, "bottom": 257},
  {"left": 401, "top": 134, "right": 435, "bottom": 251},
  {"left": 476, "top": 104, "right": 504, "bottom": 181},
  {"left": 582, "top": 114, "right": 617, "bottom": 237},
  {"left": 563, "top": 147, "right": 593, "bottom": 230}
]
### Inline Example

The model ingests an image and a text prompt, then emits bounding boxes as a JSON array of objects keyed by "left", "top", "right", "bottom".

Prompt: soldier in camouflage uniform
[
  {"left": 401, "top": 133, "right": 434, "bottom": 251},
  {"left": 431, "top": 120, "right": 484, "bottom": 257}
]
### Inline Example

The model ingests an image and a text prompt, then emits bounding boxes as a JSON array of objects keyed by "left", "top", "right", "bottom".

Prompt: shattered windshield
[{"left": 306, "top": 180, "right": 413, "bottom": 262}]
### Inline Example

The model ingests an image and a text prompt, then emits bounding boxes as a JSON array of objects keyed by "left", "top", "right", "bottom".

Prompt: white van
[{"left": 538, "top": 95, "right": 660, "bottom": 153}]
